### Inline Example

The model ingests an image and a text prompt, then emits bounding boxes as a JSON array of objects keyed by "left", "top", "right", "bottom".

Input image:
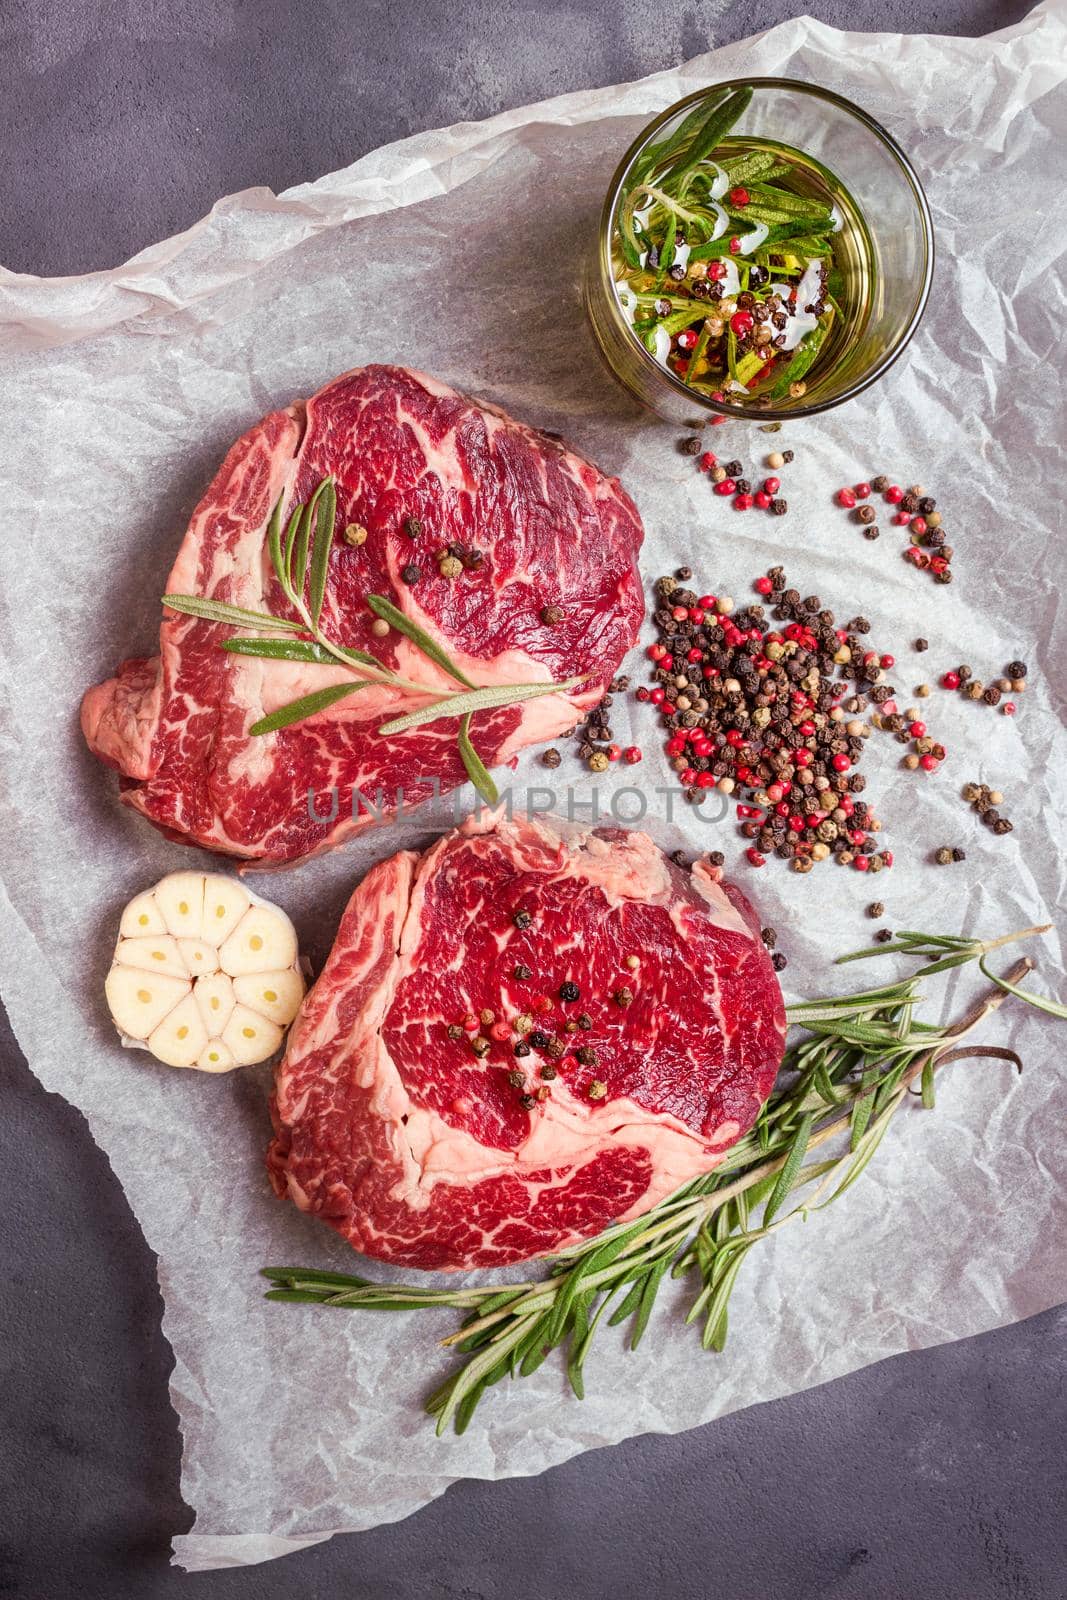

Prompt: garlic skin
[{"left": 105, "top": 872, "right": 304, "bottom": 1071}]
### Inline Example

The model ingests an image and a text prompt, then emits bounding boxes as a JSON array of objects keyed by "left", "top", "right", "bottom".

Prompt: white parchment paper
[{"left": 2, "top": 3, "right": 1066, "bottom": 1572}]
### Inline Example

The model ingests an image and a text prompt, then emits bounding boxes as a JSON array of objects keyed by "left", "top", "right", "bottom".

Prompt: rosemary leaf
[
  {"left": 283, "top": 504, "right": 303, "bottom": 592},
  {"left": 266, "top": 494, "right": 288, "bottom": 599},
  {"left": 308, "top": 477, "right": 336, "bottom": 628},
  {"left": 458, "top": 714, "right": 499, "bottom": 806},
  {"left": 162, "top": 594, "right": 305, "bottom": 632},
  {"left": 366, "top": 594, "right": 477, "bottom": 689},
  {"left": 378, "top": 675, "right": 587, "bottom": 736},
  {"left": 761, "top": 1113, "right": 813, "bottom": 1227},
  {"left": 221, "top": 637, "right": 380, "bottom": 667},
  {"left": 249, "top": 680, "right": 368, "bottom": 736}
]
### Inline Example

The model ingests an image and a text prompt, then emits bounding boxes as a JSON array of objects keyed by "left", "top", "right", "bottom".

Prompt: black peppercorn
[
  {"left": 540, "top": 1063, "right": 558, "bottom": 1080},
  {"left": 507, "top": 1069, "right": 526, "bottom": 1088},
  {"left": 770, "top": 497, "right": 788, "bottom": 515},
  {"left": 541, "top": 748, "right": 562, "bottom": 768},
  {"left": 1006, "top": 660, "right": 1027, "bottom": 679},
  {"left": 781, "top": 449, "right": 794, "bottom": 464},
  {"left": 874, "top": 928, "right": 893, "bottom": 943},
  {"left": 914, "top": 638, "right": 928, "bottom": 652},
  {"left": 558, "top": 981, "right": 580, "bottom": 1003},
  {"left": 681, "top": 437, "right": 702, "bottom": 456},
  {"left": 513, "top": 963, "right": 533, "bottom": 981},
  {"left": 400, "top": 563, "right": 421, "bottom": 584},
  {"left": 771, "top": 952, "right": 787, "bottom": 971},
  {"left": 519, "top": 1093, "right": 537, "bottom": 1110},
  {"left": 541, "top": 604, "right": 565, "bottom": 625},
  {"left": 724, "top": 460, "right": 743, "bottom": 477},
  {"left": 760, "top": 926, "right": 777, "bottom": 948},
  {"left": 528, "top": 1030, "right": 551, "bottom": 1050},
  {"left": 575, "top": 1046, "right": 597, "bottom": 1067},
  {"left": 513, "top": 909, "right": 532, "bottom": 930},
  {"left": 403, "top": 516, "right": 423, "bottom": 538},
  {"left": 867, "top": 901, "right": 885, "bottom": 918},
  {"left": 447, "top": 1023, "right": 465, "bottom": 1041},
  {"left": 676, "top": 566, "right": 693, "bottom": 581},
  {"left": 577, "top": 1013, "right": 593, "bottom": 1030},
  {"left": 513, "top": 1040, "right": 531, "bottom": 1058},
  {"left": 708, "top": 850, "right": 725, "bottom": 866}
]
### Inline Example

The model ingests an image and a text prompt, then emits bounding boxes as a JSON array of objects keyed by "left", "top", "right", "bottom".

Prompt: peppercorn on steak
[
  {"left": 81, "top": 365, "right": 644, "bottom": 865},
  {"left": 267, "top": 813, "right": 786, "bottom": 1270}
]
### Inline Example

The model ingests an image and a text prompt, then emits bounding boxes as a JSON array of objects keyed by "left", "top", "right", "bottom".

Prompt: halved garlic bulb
[{"left": 106, "top": 872, "right": 304, "bottom": 1071}]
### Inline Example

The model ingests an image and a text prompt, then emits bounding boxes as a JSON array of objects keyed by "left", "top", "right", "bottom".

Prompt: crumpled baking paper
[{"left": 2, "top": 1, "right": 1066, "bottom": 1572}]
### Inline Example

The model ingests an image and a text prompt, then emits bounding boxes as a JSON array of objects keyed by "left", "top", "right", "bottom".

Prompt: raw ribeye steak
[
  {"left": 268, "top": 814, "right": 786, "bottom": 1270},
  {"left": 81, "top": 365, "right": 644, "bottom": 864}
]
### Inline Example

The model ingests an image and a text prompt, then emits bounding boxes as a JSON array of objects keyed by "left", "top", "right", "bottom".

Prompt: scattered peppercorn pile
[
  {"left": 637, "top": 564, "right": 925, "bottom": 873},
  {"left": 940, "top": 659, "right": 1026, "bottom": 717},
  {"left": 835, "top": 477, "right": 952, "bottom": 582},
  {"left": 962, "top": 781, "right": 1015, "bottom": 836},
  {"left": 680, "top": 434, "right": 793, "bottom": 516},
  {"left": 559, "top": 675, "right": 642, "bottom": 772}
]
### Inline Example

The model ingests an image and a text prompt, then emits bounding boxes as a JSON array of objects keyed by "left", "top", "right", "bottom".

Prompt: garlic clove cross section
[{"left": 105, "top": 873, "right": 305, "bottom": 1072}]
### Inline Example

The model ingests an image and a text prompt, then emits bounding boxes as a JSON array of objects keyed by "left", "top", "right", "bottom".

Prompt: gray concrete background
[{"left": 2, "top": 1, "right": 1064, "bottom": 1595}]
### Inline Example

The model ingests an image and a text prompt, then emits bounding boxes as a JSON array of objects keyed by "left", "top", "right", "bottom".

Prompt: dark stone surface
[{"left": 1, "top": 1, "right": 1062, "bottom": 1595}]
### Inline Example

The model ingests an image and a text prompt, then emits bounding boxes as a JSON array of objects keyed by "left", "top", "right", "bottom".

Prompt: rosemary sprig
[
  {"left": 163, "top": 477, "right": 587, "bottom": 802},
  {"left": 263, "top": 926, "right": 1057, "bottom": 1434}
]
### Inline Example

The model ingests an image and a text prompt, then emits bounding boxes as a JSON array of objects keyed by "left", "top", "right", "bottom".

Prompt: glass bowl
[{"left": 585, "top": 78, "right": 934, "bottom": 423}]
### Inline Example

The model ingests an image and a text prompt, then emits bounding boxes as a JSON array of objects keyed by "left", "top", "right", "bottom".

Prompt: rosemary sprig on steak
[
  {"left": 263, "top": 925, "right": 1058, "bottom": 1434},
  {"left": 163, "top": 476, "right": 588, "bottom": 805}
]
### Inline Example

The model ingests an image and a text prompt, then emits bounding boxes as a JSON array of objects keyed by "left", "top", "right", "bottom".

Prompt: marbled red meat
[
  {"left": 80, "top": 366, "right": 644, "bottom": 864},
  {"left": 267, "top": 813, "right": 786, "bottom": 1271}
]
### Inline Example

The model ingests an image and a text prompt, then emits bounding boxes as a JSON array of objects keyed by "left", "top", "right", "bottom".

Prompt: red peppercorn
[
  {"left": 666, "top": 736, "right": 686, "bottom": 756},
  {"left": 942, "top": 671, "right": 960, "bottom": 689},
  {"left": 854, "top": 856, "right": 870, "bottom": 872},
  {"left": 533, "top": 995, "right": 554, "bottom": 1014},
  {"left": 729, "top": 186, "right": 751, "bottom": 207},
  {"left": 734, "top": 493, "right": 753, "bottom": 510},
  {"left": 660, "top": 654, "right": 673, "bottom": 670},
  {"left": 755, "top": 576, "right": 773, "bottom": 595},
  {"left": 707, "top": 261, "right": 727, "bottom": 282},
  {"left": 754, "top": 490, "right": 771, "bottom": 509},
  {"left": 648, "top": 644, "right": 665, "bottom": 661},
  {"left": 671, "top": 605, "right": 689, "bottom": 621},
  {"left": 730, "top": 310, "right": 755, "bottom": 337},
  {"left": 606, "top": 744, "right": 621, "bottom": 762},
  {"left": 728, "top": 237, "right": 741, "bottom": 254},
  {"left": 763, "top": 476, "right": 780, "bottom": 495},
  {"left": 623, "top": 745, "right": 642, "bottom": 764},
  {"left": 880, "top": 653, "right": 894, "bottom": 668},
  {"left": 698, "top": 594, "right": 716, "bottom": 608},
  {"left": 788, "top": 815, "right": 805, "bottom": 832},
  {"left": 714, "top": 478, "right": 737, "bottom": 496},
  {"left": 832, "top": 753, "right": 851, "bottom": 772},
  {"left": 680, "top": 767, "right": 698, "bottom": 786},
  {"left": 1003, "top": 702, "right": 1017, "bottom": 716},
  {"left": 893, "top": 511, "right": 911, "bottom": 526},
  {"left": 636, "top": 686, "right": 649, "bottom": 702},
  {"left": 799, "top": 719, "right": 816, "bottom": 737},
  {"left": 909, "top": 720, "right": 926, "bottom": 737},
  {"left": 462, "top": 1013, "right": 479, "bottom": 1030},
  {"left": 885, "top": 485, "right": 904, "bottom": 503},
  {"left": 910, "top": 516, "right": 927, "bottom": 536},
  {"left": 490, "top": 1021, "right": 512, "bottom": 1042},
  {"left": 837, "top": 488, "right": 857, "bottom": 509},
  {"left": 854, "top": 482, "right": 871, "bottom": 498},
  {"left": 697, "top": 771, "right": 715, "bottom": 789},
  {"left": 677, "top": 330, "right": 698, "bottom": 351},
  {"left": 884, "top": 851, "right": 894, "bottom": 868},
  {"left": 687, "top": 647, "right": 703, "bottom": 664},
  {"left": 920, "top": 754, "right": 939, "bottom": 772},
  {"left": 649, "top": 687, "right": 665, "bottom": 705},
  {"left": 746, "top": 848, "right": 766, "bottom": 867},
  {"left": 930, "top": 555, "right": 949, "bottom": 574},
  {"left": 699, "top": 451, "right": 717, "bottom": 470}
]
